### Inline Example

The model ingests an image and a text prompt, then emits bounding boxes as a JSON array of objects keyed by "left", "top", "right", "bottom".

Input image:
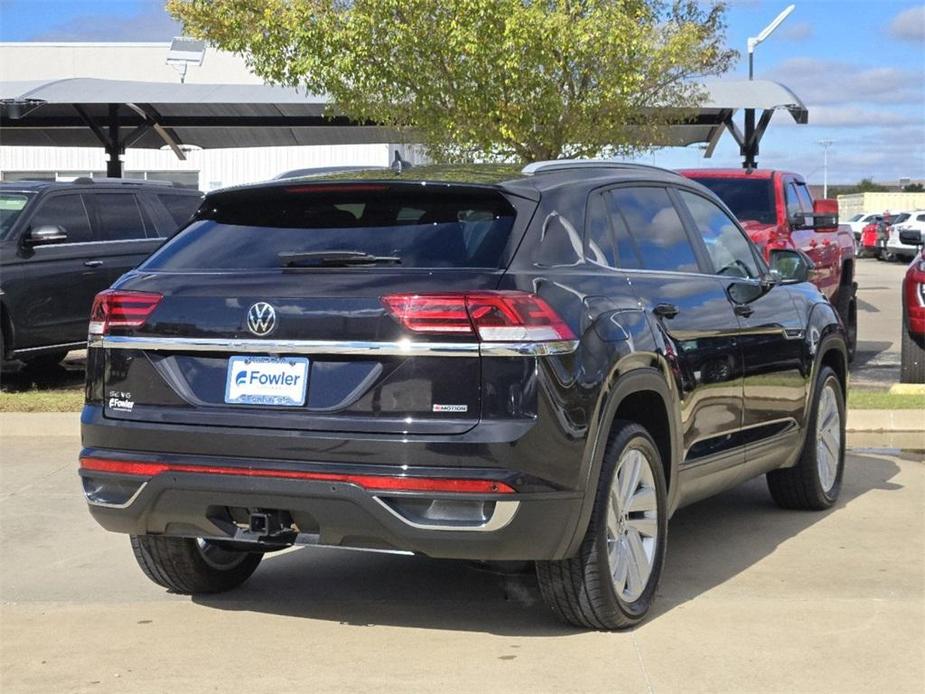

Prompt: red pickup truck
[{"left": 681, "top": 168, "right": 857, "bottom": 360}]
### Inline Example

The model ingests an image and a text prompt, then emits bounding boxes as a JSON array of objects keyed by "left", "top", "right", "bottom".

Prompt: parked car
[
  {"left": 888, "top": 210, "right": 925, "bottom": 262},
  {"left": 79, "top": 161, "right": 849, "bottom": 629},
  {"left": 680, "top": 168, "right": 857, "bottom": 360},
  {"left": 900, "top": 229, "right": 925, "bottom": 383},
  {"left": 859, "top": 212, "right": 905, "bottom": 260},
  {"left": 0, "top": 178, "right": 202, "bottom": 368},
  {"left": 846, "top": 212, "right": 883, "bottom": 239}
]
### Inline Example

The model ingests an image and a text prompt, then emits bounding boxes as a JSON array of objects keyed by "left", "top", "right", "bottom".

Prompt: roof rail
[
  {"left": 521, "top": 159, "right": 678, "bottom": 177},
  {"left": 72, "top": 177, "right": 174, "bottom": 186}
]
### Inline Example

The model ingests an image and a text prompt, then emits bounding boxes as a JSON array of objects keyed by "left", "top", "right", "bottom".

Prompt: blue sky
[{"left": 0, "top": 0, "right": 923, "bottom": 184}]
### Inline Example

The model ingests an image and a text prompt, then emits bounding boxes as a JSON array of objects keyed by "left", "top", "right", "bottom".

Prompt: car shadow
[
  {"left": 192, "top": 453, "right": 903, "bottom": 636},
  {"left": 0, "top": 353, "right": 85, "bottom": 392}
]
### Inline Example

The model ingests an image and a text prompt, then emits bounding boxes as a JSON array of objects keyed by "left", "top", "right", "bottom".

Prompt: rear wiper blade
[{"left": 279, "top": 250, "right": 401, "bottom": 268}]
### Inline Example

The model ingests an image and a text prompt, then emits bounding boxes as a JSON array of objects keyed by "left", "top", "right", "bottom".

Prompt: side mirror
[
  {"left": 790, "top": 212, "right": 812, "bottom": 230},
  {"left": 25, "top": 225, "right": 68, "bottom": 246},
  {"left": 760, "top": 269, "right": 782, "bottom": 291},
  {"left": 899, "top": 228, "right": 924, "bottom": 246},
  {"left": 812, "top": 198, "right": 839, "bottom": 233},
  {"left": 769, "top": 248, "right": 813, "bottom": 284}
]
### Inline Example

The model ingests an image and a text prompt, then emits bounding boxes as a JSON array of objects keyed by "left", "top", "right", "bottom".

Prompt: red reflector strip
[{"left": 79, "top": 457, "right": 515, "bottom": 494}]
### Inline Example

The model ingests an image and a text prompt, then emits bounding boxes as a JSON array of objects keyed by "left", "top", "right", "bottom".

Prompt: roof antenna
[{"left": 391, "top": 149, "right": 412, "bottom": 175}]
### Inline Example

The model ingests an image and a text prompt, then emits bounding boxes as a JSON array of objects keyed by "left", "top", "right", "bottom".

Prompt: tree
[
  {"left": 855, "top": 178, "right": 889, "bottom": 193},
  {"left": 167, "top": 0, "right": 736, "bottom": 162},
  {"left": 903, "top": 182, "right": 924, "bottom": 192}
]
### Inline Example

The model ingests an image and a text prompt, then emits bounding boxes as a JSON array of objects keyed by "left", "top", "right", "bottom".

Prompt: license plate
[{"left": 224, "top": 356, "right": 309, "bottom": 406}]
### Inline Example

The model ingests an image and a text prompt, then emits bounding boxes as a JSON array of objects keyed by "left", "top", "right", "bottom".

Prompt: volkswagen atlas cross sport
[{"left": 79, "top": 161, "right": 849, "bottom": 629}]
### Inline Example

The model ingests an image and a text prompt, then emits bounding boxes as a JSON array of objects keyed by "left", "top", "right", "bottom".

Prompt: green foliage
[
  {"left": 855, "top": 178, "right": 889, "bottom": 193},
  {"left": 903, "top": 182, "right": 924, "bottom": 192},
  {"left": 830, "top": 178, "right": 891, "bottom": 196},
  {"left": 167, "top": 0, "right": 736, "bottom": 162}
]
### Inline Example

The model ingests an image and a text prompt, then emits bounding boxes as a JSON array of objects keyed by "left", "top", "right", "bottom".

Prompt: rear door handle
[
  {"left": 734, "top": 304, "right": 754, "bottom": 318},
  {"left": 653, "top": 303, "right": 680, "bottom": 319},
  {"left": 83, "top": 260, "right": 103, "bottom": 267}
]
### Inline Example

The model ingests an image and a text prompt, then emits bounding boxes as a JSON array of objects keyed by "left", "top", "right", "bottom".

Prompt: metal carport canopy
[{"left": 0, "top": 77, "right": 807, "bottom": 174}]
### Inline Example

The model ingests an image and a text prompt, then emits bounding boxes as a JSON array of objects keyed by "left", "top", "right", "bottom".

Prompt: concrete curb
[
  {"left": 845, "top": 409, "right": 925, "bottom": 433},
  {"left": 1, "top": 409, "right": 922, "bottom": 437}
]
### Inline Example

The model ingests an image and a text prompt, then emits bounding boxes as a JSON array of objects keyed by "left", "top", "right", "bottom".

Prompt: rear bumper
[{"left": 79, "top": 407, "right": 586, "bottom": 561}]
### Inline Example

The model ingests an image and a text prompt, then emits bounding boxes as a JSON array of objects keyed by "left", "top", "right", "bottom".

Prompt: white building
[
  {"left": 0, "top": 42, "right": 411, "bottom": 190},
  {"left": 837, "top": 192, "right": 925, "bottom": 218}
]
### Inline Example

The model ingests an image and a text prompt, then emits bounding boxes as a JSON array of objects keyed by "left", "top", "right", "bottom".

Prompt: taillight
[
  {"left": 381, "top": 291, "right": 575, "bottom": 342},
  {"left": 88, "top": 290, "right": 162, "bottom": 336}
]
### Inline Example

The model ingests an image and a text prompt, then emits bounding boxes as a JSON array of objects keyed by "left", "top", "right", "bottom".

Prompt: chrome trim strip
[
  {"left": 372, "top": 497, "right": 520, "bottom": 532},
  {"left": 13, "top": 341, "right": 86, "bottom": 355},
  {"left": 84, "top": 481, "right": 149, "bottom": 509},
  {"left": 91, "top": 335, "right": 578, "bottom": 357}
]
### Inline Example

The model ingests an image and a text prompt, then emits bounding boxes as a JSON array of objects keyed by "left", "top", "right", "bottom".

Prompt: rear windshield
[
  {"left": 141, "top": 184, "right": 518, "bottom": 271},
  {"left": 0, "top": 192, "right": 35, "bottom": 239},
  {"left": 686, "top": 177, "right": 775, "bottom": 225}
]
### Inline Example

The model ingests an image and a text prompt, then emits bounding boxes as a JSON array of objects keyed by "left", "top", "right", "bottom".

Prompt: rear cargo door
[{"left": 96, "top": 182, "right": 530, "bottom": 435}]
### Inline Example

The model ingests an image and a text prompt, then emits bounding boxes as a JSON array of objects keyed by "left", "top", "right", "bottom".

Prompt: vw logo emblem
[{"left": 246, "top": 302, "right": 277, "bottom": 336}]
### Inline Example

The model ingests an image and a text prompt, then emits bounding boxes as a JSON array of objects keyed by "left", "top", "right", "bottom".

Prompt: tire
[
  {"left": 767, "top": 366, "right": 845, "bottom": 510},
  {"left": 536, "top": 421, "right": 668, "bottom": 630},
  {"left": 22, "top": 350, "right": 69, "bottom": 369},
  {"left": 130, "top": 535, "right": 263, "bottom": 594},
  {"left": 834, "top": 286, "right": 857, "bottom": 364},
  {"left": 900, "top": 317, "right": 925, "bottom": 384}
]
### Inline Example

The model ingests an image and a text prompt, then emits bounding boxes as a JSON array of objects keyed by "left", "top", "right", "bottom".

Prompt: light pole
[
  {"left": 747, "top": 4, "right": 796, "bottom": 80},
  {"left": 742, "top": 4, "right": 796, "bottom": 170},
  {"left": 819, "top": 139, "right": 834, "bottom": 198}
]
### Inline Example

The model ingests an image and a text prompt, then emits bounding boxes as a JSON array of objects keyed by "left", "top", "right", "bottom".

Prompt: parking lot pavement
[
  {"left": 852, "top": 257, "right": 909, "bottom": 387},
  {"left": 1, "top": 427, "right": 922, "bottom": 693}
]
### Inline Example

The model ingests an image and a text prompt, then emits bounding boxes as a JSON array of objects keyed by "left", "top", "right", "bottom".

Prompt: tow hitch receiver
[{"left": 237, "top": 509, "right": 297, "bottom": 544}]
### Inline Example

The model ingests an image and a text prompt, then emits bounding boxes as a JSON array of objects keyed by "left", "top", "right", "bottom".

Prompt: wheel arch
[{"left": 562, "top": 366, "right": 680, "bottom": 558}]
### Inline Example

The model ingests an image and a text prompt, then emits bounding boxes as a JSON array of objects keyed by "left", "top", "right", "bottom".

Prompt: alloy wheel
[
  {"left": 606, "top": 447, "right": 659, "bottom": 603},
  {"left": 815, "top": 382, "right": 842, "bottom": 492}
]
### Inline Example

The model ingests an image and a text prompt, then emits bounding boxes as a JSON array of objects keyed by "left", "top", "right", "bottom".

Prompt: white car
[
  {"left": 846, "top": 212, "right": 883, "bottom": 239},
  {"left": 887, "top": 210, "right": 925, "bottom": 261}
]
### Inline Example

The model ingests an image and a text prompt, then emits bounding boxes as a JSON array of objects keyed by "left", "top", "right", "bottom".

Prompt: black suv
[
  {"left": 79, "top": 162, "right": 848, "bottom": 629},
  {"left": 0, "top": 178, "right": 201, "bottom": 367}
]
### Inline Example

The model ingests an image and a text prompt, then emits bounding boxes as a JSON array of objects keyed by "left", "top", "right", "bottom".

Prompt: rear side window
[
  {"left": 94, "top": 194, "right": 147, "bottom": 240},
  {"left": 157, "top": 193, "right": 201, "bottom": 228},
  {"left": 607, "top": 187, "right": 699, "bottom": 273},
  {"left": 141, "top": 185, "right": 518, "bottom": 271},
  {"left": 29, "top": 194, "right": 93, "bottom": 243}
]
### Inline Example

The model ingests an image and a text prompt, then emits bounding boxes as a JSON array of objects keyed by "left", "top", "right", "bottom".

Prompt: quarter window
[
  {"left": 585, "top": 193, "right": 617, "bottom": 268},
  {"left": 156, "top": 193, "right": 201, "bottom": 229},
  {"left": 28, "top": 194, "right": 93, "bottom": 243},
  {"left": 607, "top": 187, "right": 699, "bottom": 273},
  {"left": 679, "top": 191, "right": 760, "bottom": 279}
]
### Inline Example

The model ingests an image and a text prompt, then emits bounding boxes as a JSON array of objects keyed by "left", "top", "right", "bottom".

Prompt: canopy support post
[{"left": 106, "top": 104, "right": 123, "bottom": 178}]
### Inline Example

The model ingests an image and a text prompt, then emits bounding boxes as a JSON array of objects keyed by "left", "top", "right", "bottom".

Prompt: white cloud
[
  {"left": 781, "top": 21, "right": 813, "bottom": 42},
  {"left": 806, "top": 105, "right": 920, "bottom": 128},
  {"left": 29, "top": 1, "right": 180, "bottom": 42},
  {"left": 887, "top": 5, "right": 925, "bottom": 42},
  {"left": 764, "top": 58, "right": 925, "bottom": 105}
]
